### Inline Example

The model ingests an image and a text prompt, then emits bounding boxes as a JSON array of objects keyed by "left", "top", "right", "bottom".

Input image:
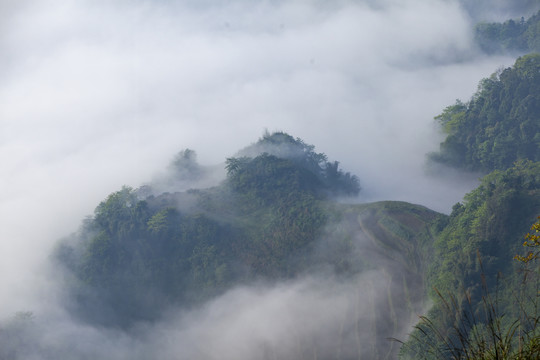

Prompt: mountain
[{"left": 46, "top": 132, "right": 444, "bottom": 360}]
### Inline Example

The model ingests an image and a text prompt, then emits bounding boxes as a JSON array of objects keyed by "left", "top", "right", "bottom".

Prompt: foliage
[
  {"left": 475, "top": 11, "right": 540, "bottom": 54},
  {"left": 55, "top": 133, "right": 364, "bottom": 327},
  {"left": 401, "top": 279, "right": 540, "bottom": 360},
  {"left": 401, "top": 161, "right": 540, "bottom": 359},
  {"left": 232, "top": 131, "right": 360, "bottom": 197},
  {"left": 226, "top": 153, "right": 321, "bottom": 207},
  {"left": 55, "top": 186, "right": 237, "bottom": 326},
  {"left": 429, "top": 54, "right": 540, "bottom": 172},
  {"left": 515, "top": 216, "right": 540, "bottom": 263},
  {"left": 225, "top": 152, "right": 329, "bottom": 275}
]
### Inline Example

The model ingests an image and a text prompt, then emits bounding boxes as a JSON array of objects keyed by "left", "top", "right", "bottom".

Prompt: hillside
[
  {"left": 48, "top": 133, "right": 444, "bottom": 360},
  {"left": 429, "top": 54, "right": 540, "bottom": 172},
  {"left": 402, "top": 160, "right": 540, "bottom": 359},
  {"left": 408, "top": 50, "right": 540, "bottom": 357}
]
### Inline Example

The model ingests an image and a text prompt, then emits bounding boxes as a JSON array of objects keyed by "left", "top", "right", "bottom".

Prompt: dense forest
[
  {"left": 53, "top": 132, "right": 363, "bottom": 327},
  {"left": 401, "top": 161, "right": 540, "bottom": 358},
  {"left": 429, "top": 54, "right": 540, "bottom": 172},
  {"left": 27, "top": 133, "right": 441, "bottom": 359},
  {"left": 2, "top": 98, "right": 539, "bottom": 359}
]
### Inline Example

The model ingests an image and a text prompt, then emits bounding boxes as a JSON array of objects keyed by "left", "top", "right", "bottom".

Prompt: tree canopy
[
  {"left": 55, "top": 132, "right": 362, "bottom": 327},
  {"left": 230, "top": 131, "right": 360, "bottom": 197},
  {"left": 429, "top": 54, "right": 540, "bottom": 172}
]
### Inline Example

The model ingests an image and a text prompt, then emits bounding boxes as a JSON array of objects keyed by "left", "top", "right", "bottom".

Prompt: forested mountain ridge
[
  {"left": 401, "top": 160, "right": 540, "bottom": 358},
  {"left": 429, "top": 53, "right": 540, "bottom": 172},
  {"left": 48, "top": 133, "right": 444, "bottom": 360}
]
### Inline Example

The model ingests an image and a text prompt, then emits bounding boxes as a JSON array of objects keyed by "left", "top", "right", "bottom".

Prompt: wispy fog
[
  {"left": 0, "top": 0, "right": 529, "bottom": 357},
  {"left": 3, "top": 217, "right": 428, "bottom": 359},
  {"left": 0, "top": 271, "right": 409, "bottom": 359}
]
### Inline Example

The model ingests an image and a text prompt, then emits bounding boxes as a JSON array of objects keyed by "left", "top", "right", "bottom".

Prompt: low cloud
[{"left": 2, "top": 268, "right": 416, "bottom": 359}]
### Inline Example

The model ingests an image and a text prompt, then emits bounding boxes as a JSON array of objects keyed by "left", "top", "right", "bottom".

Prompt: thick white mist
[{"left": 0, "top": 0, "right": 524, "bottom": 351}]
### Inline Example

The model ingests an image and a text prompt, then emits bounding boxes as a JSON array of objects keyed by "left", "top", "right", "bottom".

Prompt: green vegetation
[
  {"left": 429, "top": 54, "right": 540, "bottom": 172},
  {"left": 408, "top": 46, "right": 540, "bottom": 357},
  {"left": 233, "top": 131, "right": 360, "bottom": 197},
  {"left": 4, "top": 7, "right": 540, "bottom": 360},
  {"left": 53, "top": 123, "right": 538, "bottom": 359},
  {"left": 401, "top": 161, "right": 540, "bottom": 359},
  {"left": 54, "top": 132, "right": 447, "bottom": 360},
  {"left": 55, "top": 133, "right": 365, "bottom": 327},
  {"left": 475, "top": 11, "right": 540, "bottom": 54},
  {"left": 57, "top": 186, "right": 238, "bottom": 326}
]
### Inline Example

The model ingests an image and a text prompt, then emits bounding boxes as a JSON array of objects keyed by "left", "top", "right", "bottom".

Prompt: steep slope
[
  {"left": 323, "top": 201, "right": 444, "bottom": 358},
  {"left": 411, "top": 50, "right": 540, "bottom": 358},
  {"left": 402, "top": 163, "right": 540, "bottom": 359}
]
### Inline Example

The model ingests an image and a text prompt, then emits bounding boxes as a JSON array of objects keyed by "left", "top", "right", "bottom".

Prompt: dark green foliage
[
  {"left": 430, "top": 54, "right": 540, "bottom": 172},
  {"left": 431, "top": 161, "right": 540, "bottom": 292},
  {"left": 52, "top": 125, "right": 537, "bottom": 359},
  {"left": 475, "top": 11, "right": 540, "bottom": 54},
  {"left": 56, "top": 187, "right": 236, "bottom": 327},
  {"left": 225, "top": 153, "right": 328, "bottom": 276},
  {"left": 226, "top": 153, "right": 322, "bottom": 207},
  {"left": 49, "top": 194, "right": 442, "bottom": 360},
  {"left": 55, "top": 133, "right": 363, "bottom": 327},
  {"left": 402, "top": 161, "right": 540, "bottom": 359},
  {"left": 232, "top": 131, "right": 360, "bottom": 197},
  {"left": 49, "top": 130, "right": 448, "bottom": 360}
]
